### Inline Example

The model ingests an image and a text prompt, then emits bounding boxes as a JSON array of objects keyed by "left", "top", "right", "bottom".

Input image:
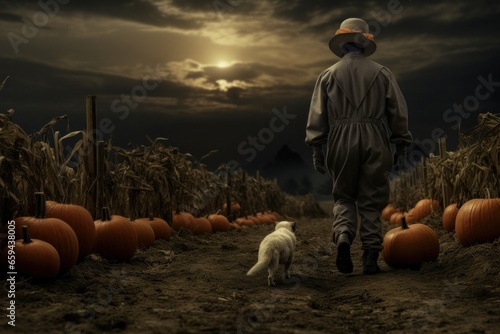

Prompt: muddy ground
[{"left": 1, "top": 207, "right": 499, "bottom": 334}]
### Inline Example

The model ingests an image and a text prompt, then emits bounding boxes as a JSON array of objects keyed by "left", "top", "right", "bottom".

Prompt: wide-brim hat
[{"left": 328, "top": 18, "right": 376, "bottom": 58}]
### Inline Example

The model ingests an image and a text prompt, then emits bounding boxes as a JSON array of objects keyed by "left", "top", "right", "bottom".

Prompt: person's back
[
  {"left": 305, "top": 18, "right": 412, "bottom": 275},
  {"left": 324, "top": 52, "right": 384, "bottom": 120}
]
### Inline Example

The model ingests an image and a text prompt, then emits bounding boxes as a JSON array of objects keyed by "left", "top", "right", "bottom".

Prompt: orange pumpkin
[
  {"left": 45, "top": 200, "right": 96, "bottom": 259},
  {"left": 93, "top": 208, "right": 138, "bottom": 261},
  {"left": 191, "top": 216, "right": 213, "bottom": 235},
  {"left": 442, "top": 203, "right": 459, "bottom": 232},
  {"left": 235, "top": 217, "right": 254, "bottom": 227},
  {"left": 15, "top": 193, "right": 79, "bottom": 275},
  {"left": 172, "top": 212, "right": 212, "bottom": 234},
  {"left": 172, "top": 212, "right": 196, "bottom": 232},
  {"left": 455, "top": 198, "right": 500, "bottom": 246},
  {"left": 404, "top": 208, "right": 417, "bottom": 224},
  {"left": 207, "top": 214, "right": 231, "bottom": 233},
  {"left": 247, "top": 215, "right": 260, "bottom": 225},
  {"left": 389, "top": 210, "right": 415, "bottom": 225},
  {"left": 129, "top": 218, "right": 155, "bottom": 250},
  {"left": 389, "top": 212, "right": 404, "bottom": 225},
  {"left": 2, "top": 226, "right": 60, "bottom": 279},
  {"left": 256, "top": 212, "right": 274, "bottom": 225},
  {"left": 412, "top": 199, "right": 440, "bottom": 221},
  {"left": 381, "top": 204, "right": 400, "bottom": 222},
  {"left": 136, "top": 216, "right": 171, "bottom": 241},
  {"left": 382, "top": 216, "right": 439, "bottom": 269},
  {"left": 228, "top": 222, "right": 241, "bottom": 229},
  {"left": 222, "top": 202, "right": 241, "bottom": 216},
  {"left": 266, "top": 211, "right": 280, "bottom": 222}
]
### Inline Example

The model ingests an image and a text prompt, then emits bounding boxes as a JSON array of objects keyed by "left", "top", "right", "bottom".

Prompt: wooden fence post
[
  {"left": 85, "top": 95, "right": 97, "bottom": 218},
  {"left": 438, "top": 137, "right": 451, "bottom": 207},
  {"left": 96, "top": 141, "right": 105, "bottom": 216},
  {"left": 241, "top": 171, "right": 248, "bottom": 218},
  {"left": 225, "top": 165, "right": 232, "bottom": 220},
  {"left": 422, "top": 157, "right": 429, "bottom": 199}
]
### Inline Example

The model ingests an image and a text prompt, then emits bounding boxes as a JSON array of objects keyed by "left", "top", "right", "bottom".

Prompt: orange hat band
[{"left": 335, "top": 28, "right": 374, "bottom": 41}]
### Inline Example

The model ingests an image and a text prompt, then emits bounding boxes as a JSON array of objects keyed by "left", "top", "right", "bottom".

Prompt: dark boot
[
  {"left": 336, "top": 234, "right": 353, "bottom": 274},
  {"left": 363, "top": 250, "right": 381, "bottom": 274}
]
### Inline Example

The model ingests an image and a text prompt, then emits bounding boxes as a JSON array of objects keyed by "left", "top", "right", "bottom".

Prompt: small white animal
[{"left": 246, "top": 221, "right": 297, "bottom": 286}]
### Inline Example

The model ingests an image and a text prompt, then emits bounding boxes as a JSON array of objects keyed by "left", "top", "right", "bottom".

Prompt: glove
[
  {"left": 394, "top": 145, "right": 407, "bottom": 171},
  {"left": 312, "top": 146, "right": 326, "bottom": 174}
]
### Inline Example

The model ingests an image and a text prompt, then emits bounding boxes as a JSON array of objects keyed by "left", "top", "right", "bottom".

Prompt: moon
[{"left": 217, "top": 61, "right": 230, "bottom": 68}]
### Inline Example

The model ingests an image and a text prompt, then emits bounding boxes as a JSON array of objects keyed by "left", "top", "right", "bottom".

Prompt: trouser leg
[
  {"left": 357, "top": 170, "right": 390, "bottom": 252},
  {"left": 332, "top": 199, "right": 357, "bottom": 246}
]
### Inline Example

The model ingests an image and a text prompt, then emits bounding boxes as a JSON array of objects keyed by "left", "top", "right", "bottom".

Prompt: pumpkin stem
[
  {"left": 101, "top": 207, "right": 112, "bottom": 221},
  {"left": 401, "top": 215, "right": 409, "bottom": 230},
  {"left": 148, "top": 213, "right": 154, "bottom": 221},
  {"left": 34, "top": 192, "right": 46, "bottom": 219},
  {"left": 22, "top": 225, "right": 33, "bottom": 244},
  {"left": 484, "top": 188, "right": 491, "bottom": 199}
]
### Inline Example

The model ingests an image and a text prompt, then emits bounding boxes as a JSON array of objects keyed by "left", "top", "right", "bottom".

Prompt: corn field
[
  {"left": 0, "top": 108, "right": 326, "bottom": 225},
  {"left": 390, "top": 112, "right": 500, "bottom": 210}
]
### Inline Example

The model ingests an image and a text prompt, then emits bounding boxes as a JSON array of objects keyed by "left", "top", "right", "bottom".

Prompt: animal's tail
[
  {"left": 246, "top": 260, "right": 268, "bottom": 276},
  {"left": 247, "top": 248, "right": 274, "bottom": 276}
]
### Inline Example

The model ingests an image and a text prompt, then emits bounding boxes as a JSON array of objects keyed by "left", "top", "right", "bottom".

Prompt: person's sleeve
[
  {"left": 383, "top": 67, "right": 413, "bottom": 147},
  {"left": 305, "top": 70, "right": 330, "bottom": 147}
]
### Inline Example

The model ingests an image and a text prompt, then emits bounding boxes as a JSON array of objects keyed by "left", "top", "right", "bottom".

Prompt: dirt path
[{"left": 2, "top": 215, "right": 499, "bottom": 334}]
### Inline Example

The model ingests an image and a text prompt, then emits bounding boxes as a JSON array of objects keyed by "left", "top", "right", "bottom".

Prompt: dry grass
[{"left": 390, "top": 112, "right": 499, "bottom": 209}]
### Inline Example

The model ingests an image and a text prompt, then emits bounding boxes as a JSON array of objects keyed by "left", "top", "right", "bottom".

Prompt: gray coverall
[{"left": 305, "top": 52, "right": 412, "bottom": 251}]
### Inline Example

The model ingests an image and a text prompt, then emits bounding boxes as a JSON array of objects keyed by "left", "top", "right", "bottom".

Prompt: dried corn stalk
[
  {"left": 1, "top": 109, "right": 326, "bottom": 223},
  {"left": 390, "top": 112, "right": 500, "bottom": 208}
]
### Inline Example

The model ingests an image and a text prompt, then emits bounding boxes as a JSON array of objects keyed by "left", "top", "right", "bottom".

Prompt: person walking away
[{"left": 305, "top": 18, "right": 412, "bottom": 274}]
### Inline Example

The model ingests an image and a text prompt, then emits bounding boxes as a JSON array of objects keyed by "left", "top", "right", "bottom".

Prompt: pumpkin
[
  {"left": 2, "top": 226, "right": 60, "bottom": 279},
  {"left": 191, "top": 216, "right": 213, "bottom": 235},
  {"left": 258, "top": 212, "right": 278, "bottom": 225},
  {"left": 129, "top": 218, "right": 155, "bottom": 250},
  {"left": 381, "top": 204, "right": 399, "bottom": 222},
  {"left": 45, "top": 200, "right": 96, "bottom": 259},
  {"left": 15, "top": 192, "right": 79, "bottom": 275},
  {"left": 382, "top": 216, "right": 440, "bottom": 269},
  {"left": 266, "top": 211, "right": 280, "bottom": 222},
  {"left": 222, "top": 202, "right": 241, "bottom": 216},
  {"left": 228, "top": 222, "right": 241, "bottom": 229},
  {"left": 404, "top": 208, "right": 417, "bottom": 224},
  {"left": 256, "top": 212, "right": 274, "bottom": 225},
  {"left": 389, "top": 212, "right": 404, "bottom": 225},
  {"left": 172, "top": 212, "right": 196, "bottom": 232},
  {"left": 207, "top": 214, "right": 231, "bottom": 233},
  {"left": 389, "top": 210, "right": 416, "bottom": 225},
  {"left": 235, "top": 217, "right": 254, "bottom": 227},
  {"left": 412, "top": 199, "right": 440, "bottom": 221},
  {"left": 136, "top": 216, "right": 171, "bottom": 241},
  {"left": 248, "top": 215, "right": 260, "bottom": 225},
  {"left": 442, "top": 203, "right": 459, "bottom": 232},
  {"left": 455, "top": 198, "right": 500, "bottom": 246},
  {"left": 93, "top": 207, "right": 138, "bottom": 261}
]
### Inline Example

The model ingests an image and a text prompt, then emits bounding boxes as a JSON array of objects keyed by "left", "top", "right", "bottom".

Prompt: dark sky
[{"left": 1, "top": 0, "right": 500, "bottom": 192}]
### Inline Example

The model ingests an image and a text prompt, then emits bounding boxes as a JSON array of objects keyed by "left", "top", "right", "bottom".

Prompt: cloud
[
  {"left": 164, "top": 58, "right": 312, "bottom": 107},
  {"left": 2, "top": 0, "right": 203, "bottom": 29},
  {"left": 1, "top": 0, "right": 500, "bottom": 176},
  {"left": 271, "top": 0, "right": 347, "bottom": 23},
  {"left": 170, "top": 0, "right": 258, "bottom": 14}
]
